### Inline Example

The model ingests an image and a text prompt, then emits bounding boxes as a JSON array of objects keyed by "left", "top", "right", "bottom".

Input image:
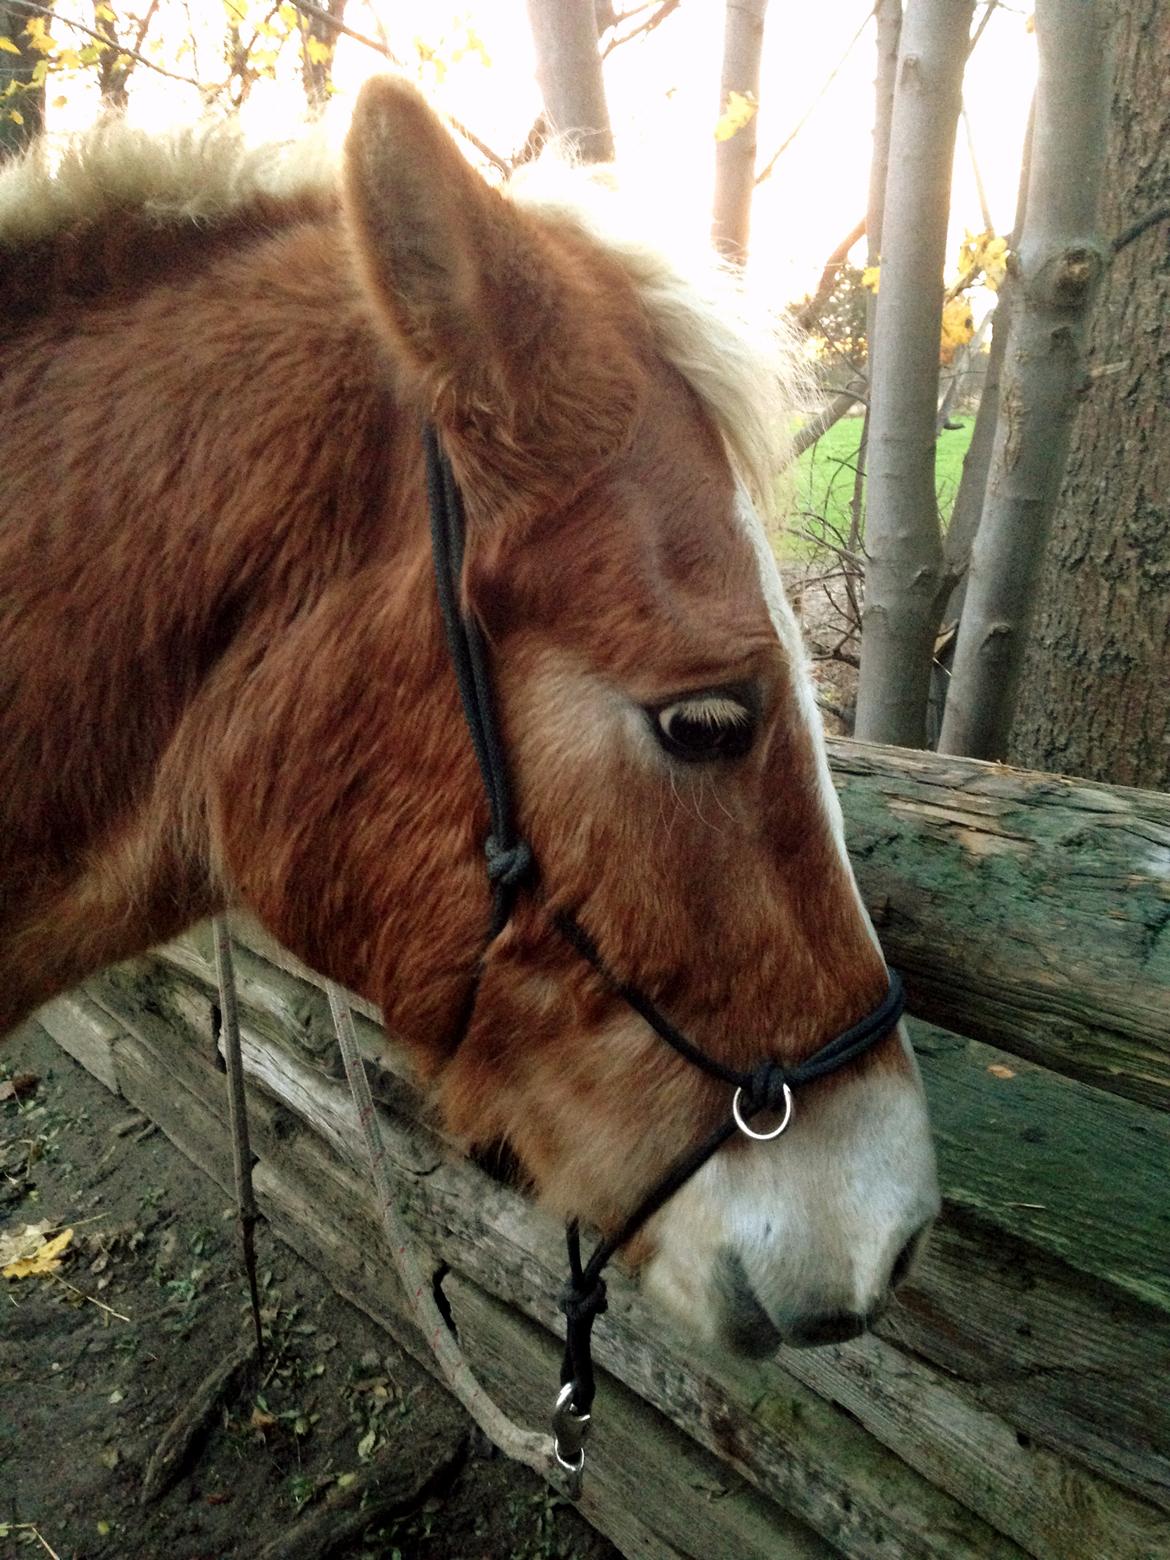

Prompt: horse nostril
[{"left": 787, "top": 1311, "right": 867, "bottom": 1348}]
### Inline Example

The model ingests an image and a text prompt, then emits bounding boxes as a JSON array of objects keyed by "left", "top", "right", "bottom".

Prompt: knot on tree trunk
[{"left": 1029, "top": 244, "right": 1106, "bottom": 310}]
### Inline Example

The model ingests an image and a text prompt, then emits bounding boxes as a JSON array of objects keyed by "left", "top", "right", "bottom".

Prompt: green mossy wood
[{"left": 830, "top": 739, "right": 1170, "bottom": 1109}]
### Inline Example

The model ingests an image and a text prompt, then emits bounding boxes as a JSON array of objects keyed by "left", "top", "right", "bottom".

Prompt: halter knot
[
  {"left": 744, "top": 1061, "right": 795, "bottom": 1117},
  {"left": 484, "top": 835, "right": 533, "bottom": 887},
  {"left": 559, "top": 1273, "right": 608, "bottom": 1328}
]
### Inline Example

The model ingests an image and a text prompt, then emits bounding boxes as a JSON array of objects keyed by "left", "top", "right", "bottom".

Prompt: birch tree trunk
[
  {"left": 864, "top": 0, "right": 902, "bottom": 365},
  {"left": 711, "top": 0, "right": 769, "bottom": 263},
  {"left": 938, "top": 0, "right": 1111, "bottom": 759},
  {"left": 927, "top": 99, "right": 1035, "bottom": 743},
  {"left": 1009, "top": 0, "right": 1169, "bottom": 789},
  {"left": 854, "top": 0, "right": 974, "bottom": 747},
  {"left": 938, "top": 101, "right": 1033, "bottom": 630},
  {"left": 526, "top": 0, "right": 614, "bottom": 163}
]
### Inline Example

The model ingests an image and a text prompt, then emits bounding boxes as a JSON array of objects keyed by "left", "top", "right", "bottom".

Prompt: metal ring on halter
[
  {"left": 732, "top": 1080, "right": 795, "bottom": 1141},
  {"left": 552, "top": 1381, "right": 589, "bottom": 1474}
]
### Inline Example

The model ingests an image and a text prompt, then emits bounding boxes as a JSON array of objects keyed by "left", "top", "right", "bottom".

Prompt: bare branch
[
  {"left": 755, "top": 5, "right": 876, "bottom": 187},
  {"left": 793, "top": 215, "right": 867, "bottom": 332},
  {"left": 601, "top": 0, "right": 681, "bottom": 57},
  {"left": 1112, "top": 204, "right": 1170, "bottom": 253},
  {"left": 789, "top": 389, "right": 867, "bottom": 462},
  {"left": 4, "top": 0, "right": 203, "bottom": 87},
  {"left": 287, "top": 0, "right": 511, "bottom": 173}
]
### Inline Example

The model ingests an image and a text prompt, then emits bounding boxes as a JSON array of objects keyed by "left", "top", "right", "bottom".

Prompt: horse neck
[{"left": 174, "top": 239, "right": 490, "bottom": 1031}]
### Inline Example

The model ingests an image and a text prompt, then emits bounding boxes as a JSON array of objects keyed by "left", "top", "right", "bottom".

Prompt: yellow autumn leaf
[
  {"left": 860, "top": 264, "right": 880, "bottom": 295},
  {"left": 0, "top": 36, "right": 21, "bottom": 55},
  {"left": 3, "top": 1225, "right": 73, "bottom": 1279},
  {"left": 25, "top": 31, "right": 56, "bottom": 54},
  {"left": 305, "top": 37, "right": 332, "bottom": 65},
  {"left": 958, "top": 228, "right": 1009, "bottom": 292},
  {"left": 714, "top": 89, "right": 757, "bottom": 143},
  {"left": 8, "top": 108, "right": 23, "bottom": 125},
  {"left": 940, "top": 296, "right": 975, "bottom": 363},
  {"left": 94, "top": 3, "right": 117, "bottom": 20}
]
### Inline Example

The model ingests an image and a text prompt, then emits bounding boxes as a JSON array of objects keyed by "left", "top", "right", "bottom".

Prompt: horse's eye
[{"left": 651, "top": 692, "right": 755, "bottom": 762}]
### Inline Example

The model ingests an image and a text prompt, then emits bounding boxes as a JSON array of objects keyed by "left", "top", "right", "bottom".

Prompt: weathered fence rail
[
  {"left": 828, "top": 740, "right": 1170, "bottom": 1109},
  {"left": 32, "top": 742, "right": 1170, "bottom": 1558}
]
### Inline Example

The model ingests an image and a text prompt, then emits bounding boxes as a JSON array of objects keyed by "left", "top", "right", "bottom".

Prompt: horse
[{"left": 0, "top": 77, "right": 938, "bottom": 1358}]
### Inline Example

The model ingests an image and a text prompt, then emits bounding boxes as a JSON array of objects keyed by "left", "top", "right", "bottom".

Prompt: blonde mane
[{"left": 0, "top": 103, "right": 798, "bottom": 510}]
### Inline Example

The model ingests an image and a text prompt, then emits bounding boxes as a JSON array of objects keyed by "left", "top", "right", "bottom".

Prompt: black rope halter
[{"left": 423, "top": 425, "right": 905, "bottom": 1478}]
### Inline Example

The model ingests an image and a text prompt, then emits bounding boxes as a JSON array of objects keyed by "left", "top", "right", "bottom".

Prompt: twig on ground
[
  {"left": 51, "top": 1273, "right": 131, "bottom": 1323},
  {"left": 140, "top": 1337, "right": 258, "bottom": 1504},
  {"left": 255, "top": 1423, "right": 468, "bottom": 1560}
]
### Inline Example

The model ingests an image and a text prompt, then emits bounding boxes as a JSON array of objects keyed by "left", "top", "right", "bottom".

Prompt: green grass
[{"left": 784, "top": 414, "right": 975, "bottom": 560}]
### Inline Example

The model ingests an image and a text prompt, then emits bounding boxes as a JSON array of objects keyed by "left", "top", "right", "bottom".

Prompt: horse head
[{"left": 326, "top": 79, "right": 939, "bottom": 1356}]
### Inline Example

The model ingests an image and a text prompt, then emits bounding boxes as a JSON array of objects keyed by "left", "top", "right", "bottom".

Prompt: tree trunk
[
  {"left": 1009, "top": 0, "right": 1170, "bottom": 789},
  {"left": 864, "top": 0, "right": 901, "bottom": 362},
  {"left": 711, "top": 0, "right": 769, "bottom": 262},
  {"left": 846, "top": 1, "right": 902, "bottom": 636},
  {"left": 94, "top": 0, "right": 161, "bottom": 109},
  {"left": 525, "top": 0, "right": 614, "bottom": 163},
  {"left": 854, "top": 0, "right": 975, "bottom": 747},
  {"left": 0, "top": 1, "right": 48, "bottom": 159},
  {"left": 938, "top": 0, "right": 1111, "bottom": 759},
  {"left": 939, "top": 100, "right": 1034, "bottom": 625},
  {"left": 300, "top": 0, "right": 346, "bottom": 117},
  {"left": 926, "top": 101, "right": 1034, "bottom": 743}
]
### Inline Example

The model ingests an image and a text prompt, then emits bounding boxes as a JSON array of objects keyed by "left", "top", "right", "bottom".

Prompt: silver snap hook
[
  {"left": 732, "top": 1080, "right": 794, "bottom": 1140},
  {"left": 552, "top": 1381, "right": 589, "bottom": 1488}
]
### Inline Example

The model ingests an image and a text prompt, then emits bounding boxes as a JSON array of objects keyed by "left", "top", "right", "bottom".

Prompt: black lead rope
[
  {"left": 423, "top": 425, "right": 906, "bottom": 1483},
  {"left": 424, "top": 425, "right": 532, "bottom": 937}
]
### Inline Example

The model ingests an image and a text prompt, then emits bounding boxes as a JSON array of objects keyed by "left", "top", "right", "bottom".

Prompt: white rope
[
  {"left": 323, "top": 980, "right": 567, "bottom": 1489},
  {"left": 214, "top": 921, "right": 570, "bottom": 1491}
]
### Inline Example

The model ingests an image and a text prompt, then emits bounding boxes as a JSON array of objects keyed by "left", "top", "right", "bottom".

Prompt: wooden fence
[{"left": 33, "top": 740, "right": 1170, "bottom": 1558}]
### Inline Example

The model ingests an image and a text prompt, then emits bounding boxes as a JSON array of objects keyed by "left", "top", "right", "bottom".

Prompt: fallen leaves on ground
[
  {"left": 1, "top": 1222, "right": 74, "bottom": 1279},
  {"left": 0, "top": 1072, "right": 39, "bottom": 1102}
]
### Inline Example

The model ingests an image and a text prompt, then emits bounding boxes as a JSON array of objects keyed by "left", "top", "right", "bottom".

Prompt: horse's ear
[
  {"left": 343, "top": 77, "right": 644, "bottom": 520},
  {"left": 343, "top": 78, "right": 570, "bottom": 428}
]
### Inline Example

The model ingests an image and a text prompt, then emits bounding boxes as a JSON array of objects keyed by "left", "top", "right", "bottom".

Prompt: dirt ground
[{"left": 0, "top": 1024, "right": 620, "bottom": 1560}]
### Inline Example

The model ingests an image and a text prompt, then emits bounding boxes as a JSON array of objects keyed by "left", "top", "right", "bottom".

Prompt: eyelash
[{"left": 647, "top": 687, "right": 757, "bottom": 763}]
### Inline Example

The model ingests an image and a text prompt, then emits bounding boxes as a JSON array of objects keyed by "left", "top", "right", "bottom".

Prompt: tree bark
[
  {"left": 927, "top": 100, "right": 1034, "bottom": 743},
  {"left": 299, "top": 0, "right": 346, "bottom": 116},
  {"left": 0, "top": 1, "right": 49, "bottom": 159},
  {"left": 864, "top": 0, "right": 901, "bottom": 363},
  {"left": 1009, "top": 0, "right": 1170, "bottom": 789},
  {"left": 526, "top": 0, "right": 614, "bottom": 163},
  {"left": 711, "top": 0, "right": 769, "bottom": 262},
  {"left": 854, "top": 0, "right": 974, "bottom": 747},
  {"left": 939, "top": 0, "right": 1112, "bottom": 759}
]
